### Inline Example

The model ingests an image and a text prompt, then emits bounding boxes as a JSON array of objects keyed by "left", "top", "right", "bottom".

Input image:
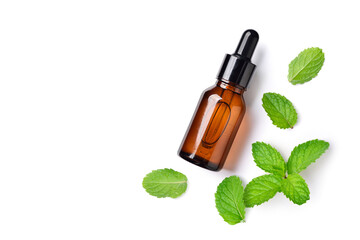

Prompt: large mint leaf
[
  {"left": 287, "top": 139, "right": 330, "bottom": 174},
  {"left": 252, "top": 142, "right": 286, "bottom": 177},
  {"left": 142, "top": 168, "right": 187, "bottom": 198},
  {"left": 262, "top": 92, "right": 297, "bottom": 129},
  {"left": 281, "top": 173, "right": 310, "bottom": 205},
  {"left": 288, "top": 47, "right": 325, "bottom": 85},
  {"left": 244, "top": 174, "right": 282, "bottom": 208},
  {"left": 215, "top": 176, "right": 246, "bottom": 225}
]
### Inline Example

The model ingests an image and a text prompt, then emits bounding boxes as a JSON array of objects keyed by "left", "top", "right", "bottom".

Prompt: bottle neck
[{"left": 216, "top": 79, "right": 245, "bottom": 94}]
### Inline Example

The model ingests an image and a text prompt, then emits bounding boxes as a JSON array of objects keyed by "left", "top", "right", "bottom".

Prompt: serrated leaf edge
[
  {"left": 142, "top": 168, "right": 188, "bottom": 198},
  {"left": 281, "top": 174, "right": 310, "bottom": 205},
  {"left": 244, "top": 174, "right": 282, "bottom": 208},
  {"left": 287, "top": 139, "right": 330, "bottom": 174},
  {"left": 252, "top": 141, "right": 286, "bottom": 177},
  {"left": 215, "top": 176, "right": 246, "bottom": 224},
  {"left": 262, "top": 92, "right": 297, "bottom": 129},
  {"left": 288, "top": 47, "right": 325, "bottom": 85}
]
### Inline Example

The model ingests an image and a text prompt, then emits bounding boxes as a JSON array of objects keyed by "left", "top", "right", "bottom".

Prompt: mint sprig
[
  {"left": 262, "top": 92, "right": 297, "bottom": 129},
  {"left": 288, "top": 47, "right": 325, "bottom": 85},
  {"left": 244, "top": 139, "right": 329, "bottom": 207},
  {"left": 142, "top": 168, "right": 187, "bottom": 198}
]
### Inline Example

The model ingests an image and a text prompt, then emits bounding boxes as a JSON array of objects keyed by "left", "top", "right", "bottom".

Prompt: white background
[{"left": 0, "top": 0, "right": 359, "bottom": 239}]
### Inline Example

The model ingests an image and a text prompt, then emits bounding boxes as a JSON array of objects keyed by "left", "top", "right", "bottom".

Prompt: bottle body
[{"left": 178, "top": 80, "right": 246, "bottom": 171}]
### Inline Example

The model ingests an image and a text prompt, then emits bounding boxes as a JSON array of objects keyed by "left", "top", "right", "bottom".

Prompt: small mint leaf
[
  {"left": 262, "top": 92, "right": 297, "bottom": 129},
  {"left": 244, "top": 174, "right": 282, "bottom": 208},
  {"left": 142, "top": 168, "right": 187, "bottom": 198},
  {"left": 252, "top": 142, "right": 286, "bottom": 177},
  {"left": 288, "top": 47, "right": 325, "bottom": 85},
  {"left": 281, "top": 173, "right": 310, "bottom": 205},
  {"left": 215, "top": 176, "right": 246, "bottom": 225}
]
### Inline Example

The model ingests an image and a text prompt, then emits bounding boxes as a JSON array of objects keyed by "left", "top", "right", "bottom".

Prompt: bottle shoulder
[
  {"left": 201, "top": 84, "right": 245, "bottom": 107},
  {"left": 204, "top": 80, "right": 245, "bottom": 94},
  {"left": 203, "top": 84, "right": 244, "bottom": 97}
]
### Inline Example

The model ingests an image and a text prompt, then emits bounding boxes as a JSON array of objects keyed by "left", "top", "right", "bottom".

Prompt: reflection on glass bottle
[{"left": 201, "top": 101, "right": 231, "bottom": 147}]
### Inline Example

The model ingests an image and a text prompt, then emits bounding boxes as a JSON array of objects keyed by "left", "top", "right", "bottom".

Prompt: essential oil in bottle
[{"left": 178, "top": 29, "right": 259, "bottom": 171}]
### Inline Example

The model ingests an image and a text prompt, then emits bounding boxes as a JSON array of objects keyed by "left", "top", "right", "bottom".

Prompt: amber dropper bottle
[{"left": 178, "top": 29, "right": 259, "bottom": 171}]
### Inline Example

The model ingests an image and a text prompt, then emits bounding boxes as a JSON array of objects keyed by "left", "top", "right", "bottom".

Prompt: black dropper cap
[{"left": 217, "top": 29, "right": 259, "bottom": 89}]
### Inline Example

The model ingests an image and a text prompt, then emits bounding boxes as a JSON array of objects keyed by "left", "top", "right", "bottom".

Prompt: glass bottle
[{"left": 178, "top": 29, "right": 259, "bottom": 171}]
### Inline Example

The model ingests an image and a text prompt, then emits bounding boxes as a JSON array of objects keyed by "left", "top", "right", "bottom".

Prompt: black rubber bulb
[{"left": 234, "top": 29, "right": 259, "bottom": 59}]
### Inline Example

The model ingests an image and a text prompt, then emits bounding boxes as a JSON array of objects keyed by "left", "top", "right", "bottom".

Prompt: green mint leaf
[
  {"left": 287, "top": 139, "right": 330, "bottom": 174},
  {"left": 244, "top": 174, "right": 282, "bottom": 208},
  {"left": 215, "top": 176, "right": 246, "bottom": 225},
  {"left": 281, "top": 173, "right": 310, "bottom": 205},
  {"left": 142, "top": 168, "right": 187, "bottom": 198},
  {"left": 262, "top": 92, "right": 297, "bottom": 129},
  {"left": 288, "top": 47, "right": 325, "bottom": 85},
  {"left": 252, "top": 142, "right": 286, "bottom": 177}
]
